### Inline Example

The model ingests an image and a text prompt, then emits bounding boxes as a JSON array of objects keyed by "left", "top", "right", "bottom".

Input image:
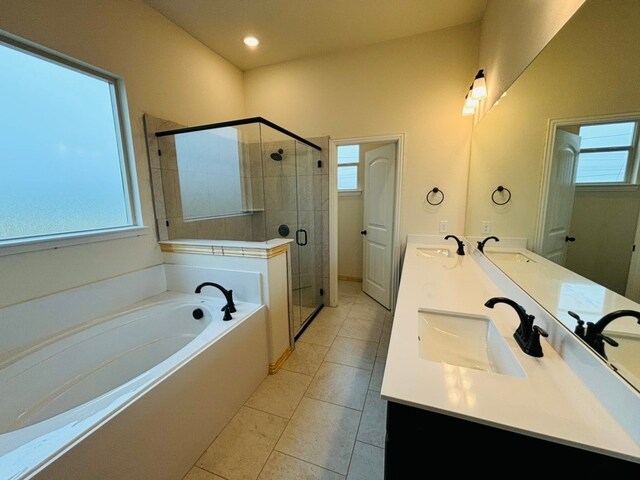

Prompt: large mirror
[{"left": 465, "top": 0, "right": 640, "bottom": 391}]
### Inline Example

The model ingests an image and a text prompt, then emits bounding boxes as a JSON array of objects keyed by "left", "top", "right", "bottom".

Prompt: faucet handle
[
  {"left": 222, "top": 305, "right": 233, "bottom": 321},
  {"left": 597, "top": 333, "right": 619, "bottom": 347},
  {"left": 522, "top": 325, "right": 548, "bottom": 357},
  {"left": 568, "top": 311, "right": 585, "bottom": 337}
]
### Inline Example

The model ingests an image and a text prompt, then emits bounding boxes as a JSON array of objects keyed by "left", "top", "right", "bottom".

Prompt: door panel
[
  {"left": 541, "top": 130, "right": 581, "bottom": 265},
  {"left": 363, "top": 143, "right": 396, "bottom": 308}
]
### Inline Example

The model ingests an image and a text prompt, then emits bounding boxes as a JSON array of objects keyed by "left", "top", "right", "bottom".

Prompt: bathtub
[{"left": 0, "top": 292, "right": 268, "bottom": 479}]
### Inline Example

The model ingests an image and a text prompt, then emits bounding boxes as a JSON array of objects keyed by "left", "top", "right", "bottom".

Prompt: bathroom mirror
[{"left": 465, "top": 0, "right": 640, "bottom": 391}]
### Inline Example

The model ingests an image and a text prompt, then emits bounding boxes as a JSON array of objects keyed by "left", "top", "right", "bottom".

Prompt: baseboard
[
  {"left": 338, "top": 275, "right": 362, "bottom": 282},
  {"left": 269, "top": 347, "right": 292, "bottom": 374}
]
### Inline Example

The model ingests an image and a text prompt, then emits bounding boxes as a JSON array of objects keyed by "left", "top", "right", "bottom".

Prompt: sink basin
[
  {"left": 417, "top": 309, "right": 525, "bottom": 377},
  {"left": 417, "top": 247, "right": 453, "bottom": 258},
  {"left": 485, "top": 251, "right": 536, "bottom": 263}
]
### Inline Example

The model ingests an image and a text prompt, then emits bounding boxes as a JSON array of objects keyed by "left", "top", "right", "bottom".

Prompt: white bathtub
[{"left": 0, "top": 292, "right": 268, "bottom": 479}]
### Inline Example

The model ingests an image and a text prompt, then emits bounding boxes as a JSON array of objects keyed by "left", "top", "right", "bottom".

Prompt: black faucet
[
  {"left": 194, "top": 282, "right": 237, "bottom": 321},
  {"left": 570, "top": 310, "right": 640, "bottom": 359},
  {"left": 444, "top": 235, "right": 465, "bottom": 256},
  {"left": 477, "top": 236, "right": 499, "bottom": 253},
  {"left": 485, "top": 296, "right": 548, "bottom": 357}
]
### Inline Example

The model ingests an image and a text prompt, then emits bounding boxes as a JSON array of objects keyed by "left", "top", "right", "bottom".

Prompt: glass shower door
[{"left": 293, "top": 141, "right": 323, "bottom": 335}]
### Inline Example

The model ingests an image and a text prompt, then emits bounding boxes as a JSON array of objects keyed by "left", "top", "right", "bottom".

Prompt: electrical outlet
[
  {"left": 481, "top": 221, "right": 491, "bottom": 234},
  {"left": 439, "top": 220, "right": 448, "bottom": 233}
]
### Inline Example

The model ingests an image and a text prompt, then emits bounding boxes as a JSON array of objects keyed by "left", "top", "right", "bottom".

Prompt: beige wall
[
  {"left": 466, "top": 0, "right": 640, "bottom": 245},
  {"left": 338, "top": 194, "right": 363, "bottom": 279},
  {"left": 566, "top": 189, "right": 640, "bottom": 295},
  {"left": 0, "top": 0, "right": 245, "bottom": 308},
  {"left": 477, "top": 0, "right": 585, "bottom": 117},
  {"left": 244, "top": 23, "right": 480, "bottom": 247}
]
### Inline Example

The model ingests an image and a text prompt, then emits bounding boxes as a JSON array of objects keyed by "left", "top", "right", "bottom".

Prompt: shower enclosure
[{"left": 151, "top": 117, "right": 325, "bottom": 337}]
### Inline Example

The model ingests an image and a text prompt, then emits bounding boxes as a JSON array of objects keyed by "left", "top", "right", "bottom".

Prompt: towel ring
[
  {"left": 492, "top": 185, "right": 511, "bottom": 205},
  {"left": 426, "top": 187, "right": 444, "bottom": 206}
]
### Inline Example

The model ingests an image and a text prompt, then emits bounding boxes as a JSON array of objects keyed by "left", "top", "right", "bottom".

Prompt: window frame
[
  {"left": 0, "top": 31, "right": 144, "bottom": 256},
  {"left": 337, "top": 145, "right": 361, "bottom": 193},
  {"left": 575, "top": 119, "right": 640, "bottom": 186}
]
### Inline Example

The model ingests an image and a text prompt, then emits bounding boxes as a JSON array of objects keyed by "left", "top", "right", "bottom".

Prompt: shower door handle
[{"left": 296, "top": 229, "right": 308, "bottom": 246}]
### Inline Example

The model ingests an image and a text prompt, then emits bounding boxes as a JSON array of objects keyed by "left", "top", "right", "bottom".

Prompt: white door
[
  {"left": 362, "top": 143, "right": 396, "bottom": 308},
  {"left": 541, "top": 129, "right": 581, "bottom": 265}
]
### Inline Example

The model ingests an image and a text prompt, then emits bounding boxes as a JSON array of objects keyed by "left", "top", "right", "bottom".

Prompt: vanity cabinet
[{"left": 385, "top": 401, "right": 638, "bottom": 477}]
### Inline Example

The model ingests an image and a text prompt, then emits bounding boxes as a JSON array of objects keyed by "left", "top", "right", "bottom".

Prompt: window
[
  {"left": 0, "top": 35, "right": 137, "bottom": 245},
  {"left": 337, "top": 145, "right": 360, "bottom": 191},
  {"left": 576, "top": 121, "right": 638, "bottom": 183}
]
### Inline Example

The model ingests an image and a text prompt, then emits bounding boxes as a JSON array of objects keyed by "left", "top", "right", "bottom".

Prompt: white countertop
[{"left": 380, "top": 236, "right": 640, "bottom": 463}]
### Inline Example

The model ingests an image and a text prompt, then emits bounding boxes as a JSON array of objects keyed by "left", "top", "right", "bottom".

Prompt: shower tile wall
[{"left": 144, "top": 114, "right": 257, "bottom": 241}]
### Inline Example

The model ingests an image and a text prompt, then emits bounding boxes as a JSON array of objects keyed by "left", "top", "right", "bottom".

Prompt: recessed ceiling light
[{"left": 243, "top": 36, "right": 260, "bottom": 47}]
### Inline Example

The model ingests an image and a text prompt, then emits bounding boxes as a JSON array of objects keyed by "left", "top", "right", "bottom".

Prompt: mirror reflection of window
[{"left": 576, "top": 121, "right": 639, "bottom": 184}]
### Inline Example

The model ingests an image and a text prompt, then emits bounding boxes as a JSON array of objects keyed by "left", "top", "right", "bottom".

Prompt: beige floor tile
[
  {"left": 346, "top": 442, "right": 384, "bottom": 480},
  {"left": 275, "top": 397, "right": 361, "bottom": 475},
  {"left": 183, "top": 466, "right": 226, "bottom": 480},
  {"left": 339, "top": 293, "right": 358, "bottom": 305},
  {"left": 353, "top": 293, "right": 383, "bottom": 307},
  {"left": 382, "top": 316, "right": 393, "bottom": 334},
  {"left": 283, "top": 342, "right": 329, "bottom": 376},
  {"left": 197, "top": 406, "right": 288, "bottom": 480},
  {"left": 258, "top": 451, "right": 345, "bottom": 480},
  {"left": 356, "top": 390, "right": 387, "bottom": 448},
  {"left": 325, "top": 336, "right": 377, "bottom": 370},
  {"left": 349, "top": 303, "right": 387, "bottom": 323},
  {"left": 338, "top": 281, "right": 363, "bottom": 296},
  {"left": 333, "top": 303, "right": 354, "bottom": 317},
  {"left": 305, "top": 362, "right": 371, "bottom": 410},
  {"left": 314, "top": 310, "right": 348, "bottom": 326},
  {"left": 245, "top": 369, "right": 312, "bottom": 418},
  {"left": 299, "top": 319, "right": 342, "bottom": 347},
  {"left": 338, "top": 317, "right": 383, "bottom": 343},
  {"left": 368, "top": 356, "right": 386, "bottom": 391},
  {"left": 376, "top": 331, "right": 391, "bottom": 358}
]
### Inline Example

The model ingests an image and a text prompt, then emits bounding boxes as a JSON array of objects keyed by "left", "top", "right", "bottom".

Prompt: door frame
[
  {"left": 329, "top": 133, "right": 405, "bottom": 311},
  {"left": 535, "top": 112, "right": 640, "bottom": 252}
]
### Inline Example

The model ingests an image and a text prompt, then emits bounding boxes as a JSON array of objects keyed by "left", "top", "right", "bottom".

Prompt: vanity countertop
[{"left": 380, "top": 236, "right": 640, "bottom": 463}]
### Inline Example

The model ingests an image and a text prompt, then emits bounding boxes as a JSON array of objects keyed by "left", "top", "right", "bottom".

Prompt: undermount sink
[
  {"left": 485, "top": 251, "right": 536, "bottom": 263},
  {"left": 417, "top": 247, "right": 453, "bottom": 258},
  {"left": 417, "top": 308, "right": 525, "bottom": 377}
]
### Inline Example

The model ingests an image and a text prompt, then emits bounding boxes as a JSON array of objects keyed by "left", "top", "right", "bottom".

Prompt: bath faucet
[
  {"left": 194, "top": 282, "right": 237, "bottom": 320},
  {"left": 444, "top": 235, "right": 465, "bottom": 256},
  {"left": 570, "top": 310, "right": 640, "bottom": 359},
  {"left": 477, "top": 236, "right": 499, "bottom": 253},
  {"left": 485, "top": 296, "right": 548, "bottom": 357}
]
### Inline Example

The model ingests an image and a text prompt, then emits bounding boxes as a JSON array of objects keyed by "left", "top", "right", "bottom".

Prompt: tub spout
[{"left": 195, "top": 282, "right": 237, "bottom": 317}]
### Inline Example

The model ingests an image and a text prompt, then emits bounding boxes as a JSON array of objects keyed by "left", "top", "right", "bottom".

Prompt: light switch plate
[
  {"left": 439, "top": 220, "right": 448, "bottom": 233},
  {"left": 481, "top": 221, "right": 491, "bottom": 234}
]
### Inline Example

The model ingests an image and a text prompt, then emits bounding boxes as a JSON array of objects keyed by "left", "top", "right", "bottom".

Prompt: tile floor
[{"left": 182, "top": 281, "right": 391, "bottom": 480}]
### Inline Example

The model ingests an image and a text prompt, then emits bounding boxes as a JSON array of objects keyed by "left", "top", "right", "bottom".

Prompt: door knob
[
  {"left": 360, "top": 230, "right": 367, "bottom": 235},
  {"left": 565, "top": 236, "right": 576, "bottom": 242}
]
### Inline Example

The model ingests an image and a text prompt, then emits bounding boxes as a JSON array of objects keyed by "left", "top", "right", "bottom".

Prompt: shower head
[{"left": 270, "top": 148, "right": 284, "bottom": 161}]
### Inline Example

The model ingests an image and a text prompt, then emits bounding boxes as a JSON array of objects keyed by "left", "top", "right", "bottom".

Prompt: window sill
[
  {"left": 0, "top": 226, "right": 149, "bottom": 258},
  {"left": 576, "top": 184, "right": 639, "bottom": 192},
  {"left": 338, "top": 190, "right": 362, "bottom": 197}
]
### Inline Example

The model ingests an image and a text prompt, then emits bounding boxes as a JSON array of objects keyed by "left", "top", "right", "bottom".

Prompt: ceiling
[{"left": 145, "top": 0, "right": 487, "bottom": 71}]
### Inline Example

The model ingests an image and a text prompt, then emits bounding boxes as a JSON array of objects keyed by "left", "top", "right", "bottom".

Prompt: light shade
[
  {"left": 471, "top": 69, "right": 487, "bottom": 99},
  {"left": 243, "top": 36, "right": 260, "bottom": 47},
  {"left": 464, "top": 91, "right": 479, "bottom": 109},
  {"left": 462, "top": 105, "right": 475, "bottom": 116}
]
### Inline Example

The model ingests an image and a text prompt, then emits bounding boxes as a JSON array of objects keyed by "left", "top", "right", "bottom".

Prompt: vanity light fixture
[
  {"left": 464, "top": 86, "right": 479, "bottom": 109},
  {"left": 462, "top": 99, "right": 475, "bottom": 116},
  {"left": 243, "top": 36, "right": 260, "bottom": 47},
  {"left": 471, "top": 69, "right": 487, "bottom": 99}
]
